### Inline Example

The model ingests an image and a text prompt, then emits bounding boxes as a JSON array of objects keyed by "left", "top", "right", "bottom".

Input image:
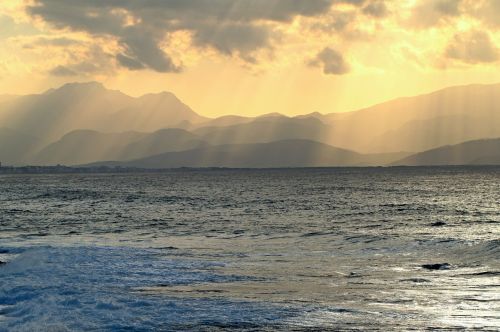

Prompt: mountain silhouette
[
  {"left": 195, "top": 117, "right": 332, "bottom": 146},
  {"left": 321, "top": 84, "right": 500, "bottom": 152},
  {"left": 0, "top": 82, "right": 207, "bottom": 146},
  {"left": 34, "top": 130, "right": 146, "bottom": 165},
  {"left": 87, "top": 139, "right": 408, "bottom": 169},
  {"left": 35, "top": 128, "right": 208, "bottom": 165},
  {"left": 2, "top": 82, "right": 500, "bottom": 166},
  {"left": 392, "top": 138, "right": 500, "bottom": 166}
]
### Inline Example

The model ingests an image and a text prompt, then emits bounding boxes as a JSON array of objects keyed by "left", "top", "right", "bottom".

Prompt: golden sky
[{"left": 1, "top": 0, "right": 500, "bottom": 117}]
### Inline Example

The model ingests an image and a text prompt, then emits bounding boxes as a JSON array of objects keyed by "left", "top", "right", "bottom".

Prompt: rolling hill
[
  {"left": 392, "top": 138, "right": 500, "bottom": 166},
  {"left": 34, "top": 128, "right": 208, "bottom": 166},
  {"left": 194, "top": 116, "right": 333, "bottom": 146},
  {"left": 87, "top": 139, "right": 408, "bottom": 169},
  {"left": 114, "top": 128, "right": 207, "bottom": 161},
  {"left": 33, "top": 130, "right": 147, "bottom": 165}
]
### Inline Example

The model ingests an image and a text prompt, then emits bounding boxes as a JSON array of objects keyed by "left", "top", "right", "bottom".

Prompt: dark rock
[
  {"left": 459, "top": 271, "right": 500, "bottom": 277},
  {"left": 401, "top": 278, "right": 431, "bottom": 283},
  {"left": 430, "top": 221, "right": 447, "bottom": 227},
  {"left": 0, "top": 261, "right": 6, "bottom": 265},
  {"left": 422, "top": 263, "right": 450, "bottom": 270}
]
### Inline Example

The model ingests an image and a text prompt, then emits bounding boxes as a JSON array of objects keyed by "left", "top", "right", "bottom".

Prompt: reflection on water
[{"left": 0, "top": 167, "right": 499, "bottom": 330}]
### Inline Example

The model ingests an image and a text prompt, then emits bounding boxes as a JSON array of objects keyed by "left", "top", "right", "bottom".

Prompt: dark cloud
[
  {"left": 116, "top": 53, "right": 145, "bottom": 71},
  {"left": 407, "top": 0, "right": 500, "bottom": 31},
  {"left": 310, "top": 0, "right": 388, "bottom": 40},
  {"left": 445, "top": 30, "right": 499, "bottom": 64},
  {"left": 192, "top": 23, "right": 271, "bottom": 57},
  {"left": 311, "top": 10, "right": 356, "bottom": 33},
  {"left": 362, "top": 1, "right": 388, "bottom": 18},
  {"left": 409, "top": 0, "right": 464, "bottom": 28},
  {"left": 49, "top": 65, "right": 78, "bottom": 76},
  {"left": 434, "top": 0, "right": 462, "bottom": 16},
  {"left": 335, "top": 0, "right": 367, "bottom": 5},
  {"left": 27, "top": 0, "right": 343, "bottom": 72},
  {"left": 119, "top": 26, "right": 180, "bottom": 72},
  {"left": 309, "top": 47, "right": 350, "bottom": 75},
  {"left": 23, "top": 37, "right": 80, "bottom": 49}
]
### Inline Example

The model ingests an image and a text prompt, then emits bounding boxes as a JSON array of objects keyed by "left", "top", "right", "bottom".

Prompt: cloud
[
  {"left": 407, "top": 0, "right": 500, "bottom": 30},
  {"left": 362, "top": 0, "right": 388, "bottom": 18},
  {"left": 309, "top": 1, "right": 388, "bottom": 41},
  {"left": 409, "top": 0, "right": 463, "bottom": 28},
  {"left": 23, "top": 37, "right": 80, "bottom": 49},
  {"left": 23, "top": 0, "right": 500, "bottom": 78},
  {"left": 49, "top": 60, "right": 112, "bottom": 77},
  {"left": 311, "top": 10, "right": 357, "bottom": 33},
  {"left": 445, "top": 30, "right": 499, "bottom": 64},
  {"left": 309, "top": 47, "right": 350, "bottom": 75},
  {"left": 471, "top": 0, "right": 500, "bottom": 28},
  {"left": 49, "top": 65, "right": 77, "bottom": 76},
  {"left": 433, "top": 0, "right": 462, "bottom": 16},
  {"left": 192, "top": 23, "right": 272, "bottom": 57},
  {"left": 116, "top": 53, "right": 145, "bottom": 71},
  {"left": 0, "top": 14, "right": 40, "bottom": 39},
  {"left": 48, "top": 45, "right": 116, "bottom": 77},
  {"left": 118, "top": 26, "right": 181, "bottom": 73},
  {"left": 26, "top": 0, "right": 340, "bottom": 72},
  {"left": 335, "top": 0, "right": 367, "bottom": 5}
]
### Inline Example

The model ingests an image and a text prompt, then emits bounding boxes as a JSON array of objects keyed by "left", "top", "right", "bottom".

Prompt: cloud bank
[
  {"left": 27, "top": 0, "right": 342, "bottom": 72},
  {"left": 0, "top": 0, "right": 497, "bottom": 78}
]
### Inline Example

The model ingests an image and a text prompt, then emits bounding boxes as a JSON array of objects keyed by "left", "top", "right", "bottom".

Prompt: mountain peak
[
  {"left": 139, "top": 90, "right": 177, "bottom": 99},
  {"left": 306, "top": 112, "right": 324, "bottom": 117},
  {"left": 44, "top": 81, "right": 107, "bottom": 96},
  {"left": 257, "top": 112, "right": 287, "bottom": 119},
  {"left": 60, "top": 81, "right": 105, "bottom": 90}
]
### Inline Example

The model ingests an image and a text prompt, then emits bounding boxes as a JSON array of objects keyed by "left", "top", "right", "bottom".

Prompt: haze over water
[{"left": 0, "top": 167, "right": 498, "bottom": 331}]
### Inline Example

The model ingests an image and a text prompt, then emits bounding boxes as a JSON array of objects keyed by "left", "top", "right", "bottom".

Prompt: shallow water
[{"left": 0, "top": 167, "right": 499, "bottom": 331}]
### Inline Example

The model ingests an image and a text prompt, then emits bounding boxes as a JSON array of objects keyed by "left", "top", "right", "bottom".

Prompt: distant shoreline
[
  {"left": 0, "top": 165, "right": 224, "bottom": 174},
  {"left": 0, "top": 165, "right": 499, "bottom": 174}
]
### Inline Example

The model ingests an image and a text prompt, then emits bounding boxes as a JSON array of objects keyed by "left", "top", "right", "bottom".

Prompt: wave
[{"left": 0, "top": 245, "right": 294, "bottom": 331}]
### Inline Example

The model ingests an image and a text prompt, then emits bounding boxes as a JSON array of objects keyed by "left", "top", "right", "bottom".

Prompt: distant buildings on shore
[
  {"left": 0, "top": 165, "right": 220, "bottom": 174},
  {"left": 0, "top": 165, "right": 140, "bottom": 174}
]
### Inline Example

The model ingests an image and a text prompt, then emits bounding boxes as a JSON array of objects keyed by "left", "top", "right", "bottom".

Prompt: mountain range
[
  {"left": 0, "top": 82, "right": 206, "bottom": 147},
  {"left": 33, "top": 128, "right": 208, "bottom": 166},
  {"left": 1, "top": 81, "right": 499, "bottom": 167},
  {"left": 87, "top": 140, "right": 408, "bottom": 169}
]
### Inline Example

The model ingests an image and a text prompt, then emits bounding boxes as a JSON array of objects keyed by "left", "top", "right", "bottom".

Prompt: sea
[{"left": 0, "top": 167, "right": 499, "bottom": 331}]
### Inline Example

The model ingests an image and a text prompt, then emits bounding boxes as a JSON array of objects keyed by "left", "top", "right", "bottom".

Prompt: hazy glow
[{"left": 1, "top": 0, "right": 500, "bottom": 117}]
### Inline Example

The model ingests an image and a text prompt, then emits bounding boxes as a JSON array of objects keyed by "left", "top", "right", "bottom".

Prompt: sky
[{"left": 1, "top": 0, "right": 500, "bottom": 118}]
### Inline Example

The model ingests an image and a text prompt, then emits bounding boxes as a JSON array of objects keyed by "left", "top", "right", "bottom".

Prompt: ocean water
[{"left": 0, "top": 167, "right": 499, "bottom": 331}]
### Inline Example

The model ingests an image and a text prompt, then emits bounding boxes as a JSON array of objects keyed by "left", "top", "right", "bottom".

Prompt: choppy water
[{"left": 0, "top": 167, "right": 499, "bottom": 331}]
